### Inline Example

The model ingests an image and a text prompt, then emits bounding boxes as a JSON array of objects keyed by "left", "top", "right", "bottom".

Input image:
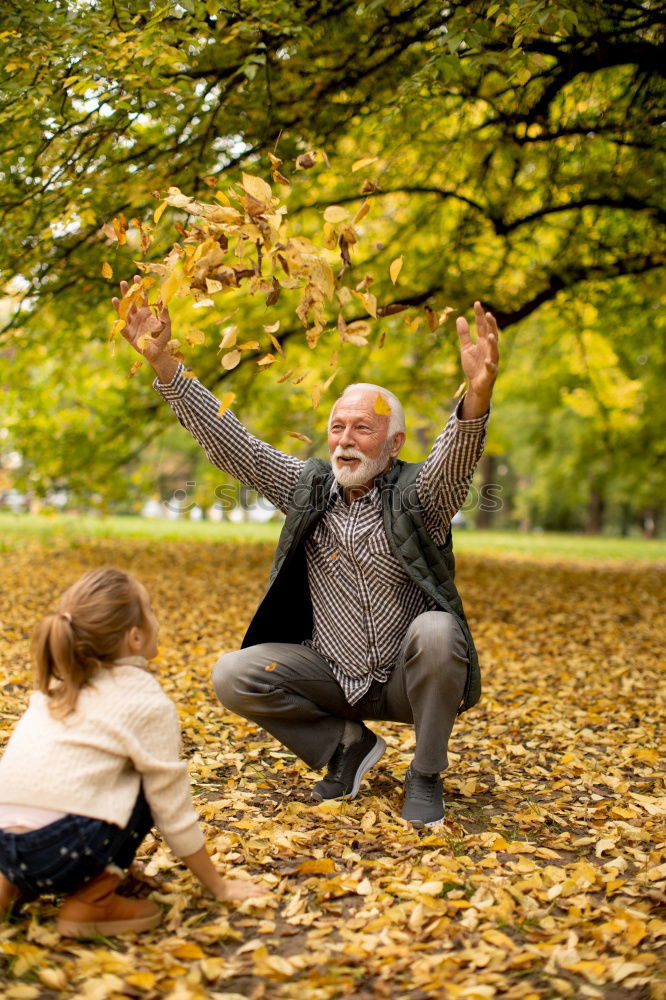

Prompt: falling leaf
[
  {"left": 216, "top": 392, "right": 236, "bottom": 417},
  {"left": 160, "top": 267, "right": 181, "bottom": 306},
  {"left": 353, "top": 200, "right": 371, "bottom": 225},
  {"left": 185, "top": 329, "right": 206, "bottom": 346},
  {"left": 221, "top": 349, "right": 241, "bottom": 370},
  {"left": 389, "top": 255, "right": 403, "bottom": 284},
  {"left": 219, "top": 325, "right": 238, "bottom": 349},
  {"left": 242, "top": 172, "right": 273, "bottom": 205},
  {"left": 109, "top": 318, "right": 125, "bottom": 341},
  {"left": 263, "top": 321, "right": 281, "bottom": 334},
  {"left": 289, "top": 432, "right": 313, "bottom": 445},
  {"left": 295, "top": 151, "right": 317, "bottom": 169},
  {"left": 311, "top": 383, "right": 322, "bottom": 408},
  {"left": 352, "top": 157, "right": 379, "bottom": 172},
  {"left": 374, "top": 393, "right": 391, "bottom": 416},
  {"left": 324, "top": 205, "right": 349, "bottom": 225},
  {"left": 154, "top": 201, "right": 167, "bottom": 225},
  {"left": 257, "top": 353, "right": 275, "bottom": 367},
  {"left": 127, "top": 359, "right": 143, "bottom": 377},
  {"left": 101, "top": 261, "right": 113, "bottom": 280},
  {"left": 264, "top": 661, "right": 277, "bottom": 672},
  {"left": 237, "top": 340, "right": 260, "bottom": 351}
]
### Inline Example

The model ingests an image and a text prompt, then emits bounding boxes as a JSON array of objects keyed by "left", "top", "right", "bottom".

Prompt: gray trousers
[{"left": 212, "top": 611, "right": 469, "bottom": 775}]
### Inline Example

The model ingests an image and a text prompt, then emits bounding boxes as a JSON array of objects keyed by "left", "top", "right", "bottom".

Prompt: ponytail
[{"left": 32, "top": 568, "right": 145, "bottom": 718}]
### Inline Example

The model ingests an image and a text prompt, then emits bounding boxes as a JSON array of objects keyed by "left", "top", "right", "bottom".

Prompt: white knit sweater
[{"left": 0, "top": 659, "right": 204, "bottom": 858}]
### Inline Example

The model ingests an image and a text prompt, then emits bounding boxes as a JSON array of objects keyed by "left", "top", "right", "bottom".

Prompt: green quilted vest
[{"left": 242, "top": 457, "right": 481, "bottom": 712}]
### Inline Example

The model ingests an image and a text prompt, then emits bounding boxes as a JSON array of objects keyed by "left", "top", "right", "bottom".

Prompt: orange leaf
[{"left": 298, "top": 859, "right": 337, "bottom": 875}]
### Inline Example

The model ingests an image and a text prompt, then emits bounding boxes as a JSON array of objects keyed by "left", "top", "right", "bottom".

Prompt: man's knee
[
  {"left": 406, "top": 611, "right": 469, "bottom": 681},
  {"left": 212, "top": 650, "right": 260, "bottom": 714},
  {"left": 410, "top": 611, "right": 465, "bottom": 654}
]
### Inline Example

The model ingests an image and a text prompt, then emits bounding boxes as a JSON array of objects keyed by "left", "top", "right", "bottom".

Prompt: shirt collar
[{"left": 112, "top": 656, "right": 150, "bottom": 670}]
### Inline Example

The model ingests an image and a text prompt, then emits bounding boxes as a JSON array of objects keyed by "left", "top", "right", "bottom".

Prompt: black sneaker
[
  {"left": 401, "top": 766, "right": 444, "bottom": 827},
  {"left": 312, "top": 725, "right": 386, "bottom": 801}
]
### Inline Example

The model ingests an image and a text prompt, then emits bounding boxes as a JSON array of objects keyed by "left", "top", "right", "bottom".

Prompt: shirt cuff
[
  {"left": 454, "top": 394, "right": 491, "bottom": 431},
  {"left": 153, "top": 362, "right": 193, "bottom": 401}
]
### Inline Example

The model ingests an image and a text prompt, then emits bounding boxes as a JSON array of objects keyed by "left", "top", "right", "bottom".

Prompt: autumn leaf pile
[{"left": 0, "top": 538, "right": 664, "bottom": 1000}]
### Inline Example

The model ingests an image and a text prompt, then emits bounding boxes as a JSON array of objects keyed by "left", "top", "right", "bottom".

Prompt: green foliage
[{"left": 0, "top": 0, "right": 664, "bottom": 529}]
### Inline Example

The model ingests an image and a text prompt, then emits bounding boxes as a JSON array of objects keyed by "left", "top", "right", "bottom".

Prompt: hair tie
[{"left": 61, "top": 612, "right": 72, "bottom": 624}]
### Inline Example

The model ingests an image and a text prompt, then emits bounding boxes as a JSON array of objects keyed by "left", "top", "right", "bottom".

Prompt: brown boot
[
  {"left": 57, "top": 870, "right": 161, "bottom": 938},
  {"left": 0, "top": 873, "right": 22, "bottom": 919}
]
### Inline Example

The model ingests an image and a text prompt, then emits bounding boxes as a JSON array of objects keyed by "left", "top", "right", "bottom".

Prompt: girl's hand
[{"left": 214, "top": 877, "right": 268, "bottom": 902}]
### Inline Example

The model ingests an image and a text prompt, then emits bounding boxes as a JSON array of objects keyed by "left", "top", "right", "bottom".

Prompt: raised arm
[
  {"left": 417, "top": 301, "right": 500, "bottom": 543},
  {"left": 113, "top": 277, "right": 303, "bottom": 512}
]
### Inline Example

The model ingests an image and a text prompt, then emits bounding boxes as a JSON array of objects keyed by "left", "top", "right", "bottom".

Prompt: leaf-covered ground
[{"left": 0, "top": 539, "right": 664, "bottom": 1000}]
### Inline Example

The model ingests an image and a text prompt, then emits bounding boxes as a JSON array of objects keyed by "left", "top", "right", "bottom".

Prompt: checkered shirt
[{"left": 156, "top": 366, "right": 488, "bottom": 703}]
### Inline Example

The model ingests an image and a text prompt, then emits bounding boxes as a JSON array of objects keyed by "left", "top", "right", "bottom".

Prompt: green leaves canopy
[{"left": 0, "top": 0, "right": 664, "bottom": 527}]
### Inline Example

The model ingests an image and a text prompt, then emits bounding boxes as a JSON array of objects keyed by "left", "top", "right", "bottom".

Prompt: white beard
[{"left": 331, "top": 441, "right": 393, "bottom": 488}]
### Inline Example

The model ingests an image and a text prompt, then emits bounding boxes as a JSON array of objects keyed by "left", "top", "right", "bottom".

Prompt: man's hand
[
  {"left": 112, "top": 275, "right": 178, "bottom": 383},
  {"left": 456, "top": 301, "right": 500, "bottom": 419}
]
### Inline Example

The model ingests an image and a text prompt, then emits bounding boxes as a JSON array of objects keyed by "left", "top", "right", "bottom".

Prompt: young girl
[{"left": 0, "top": 567, "right": 263, "bottom": 937}]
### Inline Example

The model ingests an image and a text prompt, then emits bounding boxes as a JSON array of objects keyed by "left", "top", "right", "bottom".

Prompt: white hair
[{"left": 334, "top": 382, "right": 406, "bottom": 440}]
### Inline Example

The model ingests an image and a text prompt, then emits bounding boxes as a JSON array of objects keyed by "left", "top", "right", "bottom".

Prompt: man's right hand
[{"left": 112, "top": 275, "right": 179, "bottom": 383}]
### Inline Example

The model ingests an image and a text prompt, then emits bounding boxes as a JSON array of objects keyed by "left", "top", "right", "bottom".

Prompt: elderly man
[{"left": 115, "top": 279, "right": 499, "bottom": 826}]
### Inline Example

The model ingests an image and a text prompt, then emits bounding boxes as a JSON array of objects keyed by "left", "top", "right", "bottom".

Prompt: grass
[{"left": 0, "top": 512, "right": 664, "bottom": 561}]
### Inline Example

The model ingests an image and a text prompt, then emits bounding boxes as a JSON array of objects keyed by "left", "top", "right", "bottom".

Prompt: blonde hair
[{"left": 32, "top": 567, "right": 146, "bottom": 718}]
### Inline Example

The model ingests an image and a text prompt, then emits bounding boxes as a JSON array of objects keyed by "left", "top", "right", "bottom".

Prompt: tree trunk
[{"left": 586, "top": 487, "right": 605, "bottom": 534}]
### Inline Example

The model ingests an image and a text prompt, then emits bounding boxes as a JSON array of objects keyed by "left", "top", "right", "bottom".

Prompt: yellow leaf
[
  {"left": 324, "top": 205, "right": 349, "bottom": 224},
  {"left": 352, "top": 157, "right": 379, "bottom": 172},
  {"left": 374, "top": 393, "right": 391, "bottom": 416},
  {"left": 289, "top": 432, "right": 313, "bottom": 445},
  {"left": 242, "top": 172, "right": 273, "bottom": 205},
  {"left": 214, "top": 190, "right": 230, "bottom": 205},
  {"left": 264, "top": 661, "right": 277, "bottom": 672},
  {"left": 127, "top": 359, "right": 143, "bottom": 378},
  {"left": 221, "top": 349, "right": 241, "bottom": 370},
  {"left": 389, "top": 255, "right": 403, "bottom": 284},
  {"left": 101, "top": 261, "right": 113, "bottom": 280},
  {"left": 38, "top": 969, "right": 68, "bottom": 990},
  {"left": 125, "top": 972, "right": 157, "bottom": 989},
  {"left": 219, "top": 325, "right": 238, "bottom": 349},
  {"left": 298, "top": 858, "right": 336, "bottom": 875},
  {"left": 268, "top": 333, "right": 284, "bottom": 356},
  {"left": 257, "top": 353, "right": 275, "bottom": 367},
  {"left": 170, "top": 942, "right": 205, "bottom": 960},
  {"left": 185, "top": 328, "right": 206, "bottom": 346},
  {"left": 353, "top": 200, "right": 371, "bottom": 225},
  {"left": 109, "top": 318, "right": 126, "bottom": 341},
  {"left": 263, "top": 321, "right": 281, "bottom": 334},
  {"left": 217, "top": 391, "right": 236, "bottom": 417},
  {"left": 160, "top": 267, "right": 181, "bottom": 306},
  {"left": 237, "top": 340, "right": 260, "bottom": 350},
  {"left": 154, "top": 201, "right": 167, "bottom": 224}
]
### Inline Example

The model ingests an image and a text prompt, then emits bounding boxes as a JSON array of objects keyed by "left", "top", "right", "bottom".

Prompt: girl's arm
[{"left": 181, "top": 843, "right": 266, "bottom": 901}]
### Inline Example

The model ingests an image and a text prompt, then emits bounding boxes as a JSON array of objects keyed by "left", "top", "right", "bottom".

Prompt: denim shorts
[{"left": 0, "top": 790, "right": 153, "bottom": 898}]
